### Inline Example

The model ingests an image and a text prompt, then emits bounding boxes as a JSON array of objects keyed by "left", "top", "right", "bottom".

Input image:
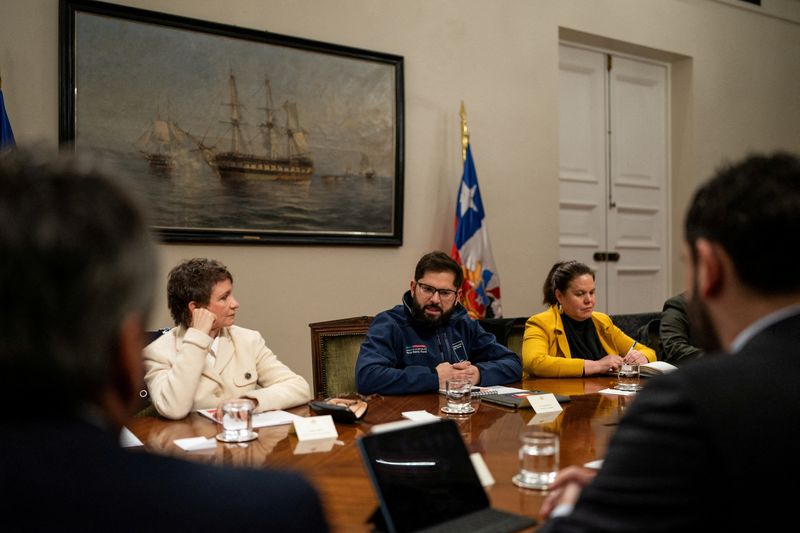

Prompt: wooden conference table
[{"left": 127, "top": 376, "right": 631, "bottom": 532}]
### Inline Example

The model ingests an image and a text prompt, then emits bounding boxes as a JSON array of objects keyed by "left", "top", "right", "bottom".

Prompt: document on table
[
  {"left": 197, "top": 408, "right": 303, "bottom": 428},
  {"left": 598, "top": 388, "right": 637, "bottom": 396},
  {"left": 119, "top": 426, "right": 143, "bottom": 448}
]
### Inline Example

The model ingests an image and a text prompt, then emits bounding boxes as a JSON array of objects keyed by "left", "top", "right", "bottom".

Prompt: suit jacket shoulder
[{"left": 0, "top": 419, "right": 328, "bottom": 532}]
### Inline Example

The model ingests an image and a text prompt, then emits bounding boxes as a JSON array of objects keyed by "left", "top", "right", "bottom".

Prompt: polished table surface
[{"left": 127, "top": 377, "right": 631, "bottom": 532}]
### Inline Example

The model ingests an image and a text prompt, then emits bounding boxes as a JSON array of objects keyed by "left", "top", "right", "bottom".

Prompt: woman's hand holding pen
[{"left": 623, "top": 341, "right": 649, "bottom": 364}]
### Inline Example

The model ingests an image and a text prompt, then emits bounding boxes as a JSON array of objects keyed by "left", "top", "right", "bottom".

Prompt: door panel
[
  {"left": 559, "top": 44, "right": 669, "bottom": 314},
  {"left": 558, "top": 45, "right": 608, "bottom": 311},
  {"left": 608, "top": 56, "right": 668, "bottom": 313}
]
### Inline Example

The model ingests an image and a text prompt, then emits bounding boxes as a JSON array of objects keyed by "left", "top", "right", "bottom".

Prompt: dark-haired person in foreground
[
  {"left": 144, "top": 258, "right": 311, "bottom": 420},
  {"left": 0, "top": 151, "right": 327, "bottom": 531},
  {"left": 539, "top": 152, "right": 800, "bottom": 531},
  {"left": 355, "top": 251, "right": 521, "bottom": 394}
]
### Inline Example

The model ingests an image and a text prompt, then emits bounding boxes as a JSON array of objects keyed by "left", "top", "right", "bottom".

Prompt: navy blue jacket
[{"left": 355, "top": 291, "right": 522, "bottom": 394}]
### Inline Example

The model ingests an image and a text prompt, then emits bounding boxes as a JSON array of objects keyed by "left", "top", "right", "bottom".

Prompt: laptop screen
[{"left": 358, "top": 420, "right": 490, "bottom": 532}]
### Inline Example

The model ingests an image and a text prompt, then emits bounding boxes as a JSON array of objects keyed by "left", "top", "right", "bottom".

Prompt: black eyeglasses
[{"left": 416, "top": 282, "right": 458, "bottom": 301}]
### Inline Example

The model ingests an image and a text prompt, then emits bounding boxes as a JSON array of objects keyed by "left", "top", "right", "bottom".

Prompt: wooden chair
[{"left": 309, "top": 316, "right": 373, "bottom": 399}]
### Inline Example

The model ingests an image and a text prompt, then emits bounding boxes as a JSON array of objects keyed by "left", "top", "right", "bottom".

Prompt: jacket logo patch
[
  {"left": 405, "top": 344, "right": 428, "bottom": 355},
  {"left": 452, "top": 340, "right": 468, "bottom": 361}
]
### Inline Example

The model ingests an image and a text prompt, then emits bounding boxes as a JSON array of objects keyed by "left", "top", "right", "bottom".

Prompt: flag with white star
[{"left": 451, "top": 143, "right": 502, "bottom": 318}]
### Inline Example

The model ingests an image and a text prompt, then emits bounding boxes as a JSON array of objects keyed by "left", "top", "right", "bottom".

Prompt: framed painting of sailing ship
[{"left": 59, "top": 0, "right": 404, "bottom": 245}]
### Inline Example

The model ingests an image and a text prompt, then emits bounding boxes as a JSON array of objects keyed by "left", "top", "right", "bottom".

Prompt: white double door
[{"left": 558, "top": 44, "right": 669, "bottom": 314}]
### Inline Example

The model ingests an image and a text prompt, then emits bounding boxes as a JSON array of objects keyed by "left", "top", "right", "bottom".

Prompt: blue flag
[
  {"left": 451, "top": 143, "right": 502, "bottom": 318},
  {"left": 1, "top": 89, "right": 16, "bottom": 150}
]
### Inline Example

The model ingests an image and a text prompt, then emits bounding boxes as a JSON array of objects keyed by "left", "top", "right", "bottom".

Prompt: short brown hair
[{"left": 167, "top": 258, "right": 233, "bottom": 327}]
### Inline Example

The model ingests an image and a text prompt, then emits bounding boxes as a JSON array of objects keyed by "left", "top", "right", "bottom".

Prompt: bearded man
[{"left": 356, "top": 251, "right": 521, "bottom": 394}]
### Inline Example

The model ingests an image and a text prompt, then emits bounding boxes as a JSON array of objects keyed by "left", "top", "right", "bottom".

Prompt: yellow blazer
[{"left": 522, "top": 305, "right": 656, "bottom": 378}]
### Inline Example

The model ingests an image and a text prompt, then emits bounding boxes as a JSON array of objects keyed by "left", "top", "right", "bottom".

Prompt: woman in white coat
[{"left": 144, "top": 258, "right": 311, "bottom": 420}]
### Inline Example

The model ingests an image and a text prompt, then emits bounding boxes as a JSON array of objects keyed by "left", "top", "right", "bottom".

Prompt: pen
[{"left": 624, "top": 341, "right": 637, "bottom": 362}]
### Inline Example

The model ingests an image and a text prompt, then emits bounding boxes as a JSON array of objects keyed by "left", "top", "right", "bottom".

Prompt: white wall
[{"left": 2, "top": 0, "right": 798, "bottom": 385}]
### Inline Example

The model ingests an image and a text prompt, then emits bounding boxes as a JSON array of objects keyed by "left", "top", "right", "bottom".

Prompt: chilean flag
[
  {"left": 451, "top": 143, "right": 502, "bottom": 319},
  {"left": 0, "top": 87, "right": 15, "bottom": 150}
]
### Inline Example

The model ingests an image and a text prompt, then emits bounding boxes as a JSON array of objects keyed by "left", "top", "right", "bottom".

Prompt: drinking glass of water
[
  {"left": 615, "top": 363, "right": 641, "bottom": 391},
  {"left": 441, "top": 378, "right": 474, "bottom": 414},
  {"left": 216, "top": 398, "right": 257, "bottom": 442},
  {"left": 512, "top": 430, "right": 559, "bottom": 489}
]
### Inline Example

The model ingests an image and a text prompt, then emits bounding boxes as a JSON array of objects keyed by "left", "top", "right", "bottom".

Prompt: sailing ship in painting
[
  {"left": 135, "top": 116, "right": 197, "bottom": 174},
  {"left": 201, "top": 72, "right": 313, "bottom": 181},
  {"left": 360, "top": 153, "right": 375, "bottom": 179}
]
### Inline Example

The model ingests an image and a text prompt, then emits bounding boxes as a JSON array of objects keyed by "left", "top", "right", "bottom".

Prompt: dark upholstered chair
[
  {"left": 309, "top": 316, "right": 373, "bottom": 399},
  {"left": 609, "top": 312, "right": 662, "bottom": 356},
  {"left": 479, "top": 317, "right": 527, "bottom": 356}
]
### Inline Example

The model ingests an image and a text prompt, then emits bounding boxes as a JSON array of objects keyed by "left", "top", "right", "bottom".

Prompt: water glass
[
  {"left": 443, "top": 378, "right": 473, "bottom": 414},
  {"left": 615, "top": 363, "right": 641, "bottom": 391},
  {"left": 217, "top": 398, "right": 256, "bottom": 442},
  {"left": 512, "top": 430, "right": 559, "bottom": 489}
]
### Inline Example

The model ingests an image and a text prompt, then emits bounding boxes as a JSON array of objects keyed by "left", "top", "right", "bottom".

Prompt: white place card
[
  {"left": 470, "top": 453, "right": 495, "bottom": 487},
  {"left": 402, "top": 410, "right": 440, "bottom": 422},
  {"left": 294, "top": 414, "right": 338, "bottom": 441},
  {"left": 528, "top": 410, "right": 563, "bottom": 425},
  {"left": 527, "top": 393, "right": 563, "bottom": 413}
]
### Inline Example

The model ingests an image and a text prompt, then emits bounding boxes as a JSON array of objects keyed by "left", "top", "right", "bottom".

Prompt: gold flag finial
[{"left": 460, "top": 101, "right": 469, "bottom": 162}]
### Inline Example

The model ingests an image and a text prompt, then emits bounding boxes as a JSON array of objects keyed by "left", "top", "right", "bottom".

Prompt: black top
[{"left": 561, "top": 313, "right": 605, "bottom": 360}]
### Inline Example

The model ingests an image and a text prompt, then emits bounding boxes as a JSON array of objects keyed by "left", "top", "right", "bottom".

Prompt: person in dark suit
[
  {"left": 659, "top": 291, "right": 705, "bottom": 365},
  {"left": 539, "top": 152, "right": 800, "bottom": 531},
  {"left": 0, "top": 150, "right": 327, "bottom": 532}
]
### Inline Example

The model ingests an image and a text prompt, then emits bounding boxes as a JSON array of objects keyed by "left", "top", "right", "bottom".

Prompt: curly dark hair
[{"left": 167, "top": 258, "right": 233, "bottom": 327}]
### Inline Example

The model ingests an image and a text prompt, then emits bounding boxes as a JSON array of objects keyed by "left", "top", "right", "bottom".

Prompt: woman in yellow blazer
[{"left": 523, "top": 261, "right": 656, "bottom": 378}]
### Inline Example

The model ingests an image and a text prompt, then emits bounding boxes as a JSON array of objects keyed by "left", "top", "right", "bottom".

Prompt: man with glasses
[{"left": 355, "top": 251, "right": 521, "bottom": 394}]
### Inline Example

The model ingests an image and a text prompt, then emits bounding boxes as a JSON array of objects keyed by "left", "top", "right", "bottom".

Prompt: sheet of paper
[
  {"left": 294, "top": 415, "right": 338, "bottom": 441},
  {"left": 197, "top": 408, "right": 303, "bottom": 428},
  {"left": 119, "top": 426, "right": 143, "bottom": 448},
  {"left": 438, "top": 385, "right": 529, "bottom": 396},
  {"left": 402, "top": 410, "right": 440, "bottom": 422},
  {"left": 598, "top": 388, "right": 637, "bottom": 396},
  {"left": 174, "top": 436, "right": 217, "bottom": 451},
  {"left": 470, "top": 453, "right": 495, "bottom": 487},
  {"left": 584, "top": 459, "right": 604, "bottom": 469},
  {"left": 527, "top": 393, "right": 563, "bottom": 413}
]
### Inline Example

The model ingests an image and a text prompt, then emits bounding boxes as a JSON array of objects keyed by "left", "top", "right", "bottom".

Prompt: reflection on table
[{"left": 127, "top": 376, "right": 628, "bottom": 531}]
